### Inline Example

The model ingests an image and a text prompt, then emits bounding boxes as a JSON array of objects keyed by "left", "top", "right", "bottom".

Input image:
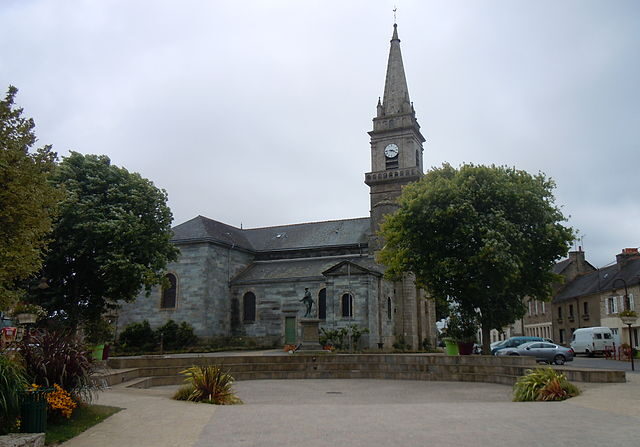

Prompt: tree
[
  {"left": 0, "top": 86, "right": 62, "bottom": 310},
  {"left": 378, "top": 163, "right": 574, "bottom": 354},
  {"left": 30, "top": 152, "right": 179, "bottom": 328}
]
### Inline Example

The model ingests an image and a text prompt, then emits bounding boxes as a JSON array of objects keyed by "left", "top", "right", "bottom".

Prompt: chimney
[
  {"left": 616, "top": 247, "right": 640, "bottom": 270},
  {"left": 568, "top": 246, "right": 586, "bottom": 273}
]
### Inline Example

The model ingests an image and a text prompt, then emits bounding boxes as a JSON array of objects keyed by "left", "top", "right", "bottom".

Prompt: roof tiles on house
[{"left": 553, "top": 258, "right": 640, "bottom": 303}]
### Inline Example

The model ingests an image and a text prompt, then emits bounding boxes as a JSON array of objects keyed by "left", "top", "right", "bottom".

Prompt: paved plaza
[{"left": 61, "top": 369, "right": 640, "bottom": 447}]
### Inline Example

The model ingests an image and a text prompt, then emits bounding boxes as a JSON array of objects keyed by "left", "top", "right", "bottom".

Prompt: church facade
[{"left": 117, "top": 24, "right": 437, "bottom": 350}]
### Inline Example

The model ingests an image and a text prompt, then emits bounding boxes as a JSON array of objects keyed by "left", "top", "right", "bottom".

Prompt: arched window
[
  {"left": 318, "top": 288, "right": 327, "bottom": 320},
  {"left": 341, "top": 293, "right": 353, "bottom": 318},
  {"left": 160, "top": 273, "right": 177, "bottom": 309},
  {"left": 243, "top": 292, "right": 256, "bottom": 322},
  {"left": 387, "top": 297, "right": 392, "bottom": 320}
]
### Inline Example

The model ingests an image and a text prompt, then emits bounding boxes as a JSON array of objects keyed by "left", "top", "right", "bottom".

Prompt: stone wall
[{"left": 117, "top": 242, "right": 254, "bottom": 338}]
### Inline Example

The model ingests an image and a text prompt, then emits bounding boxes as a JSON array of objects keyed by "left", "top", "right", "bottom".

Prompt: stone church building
[{"left": 118, "top": 24, "right": 437, "bottom": 349}]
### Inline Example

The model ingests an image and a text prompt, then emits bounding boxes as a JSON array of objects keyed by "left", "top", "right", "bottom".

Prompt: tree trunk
[{"left": 481, "top": 323, "right": 491, "bottom": 356}]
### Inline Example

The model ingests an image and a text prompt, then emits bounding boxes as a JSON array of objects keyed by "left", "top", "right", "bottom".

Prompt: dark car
[{"left": 495, "top": 341, "right": 574, "bottom": 365}]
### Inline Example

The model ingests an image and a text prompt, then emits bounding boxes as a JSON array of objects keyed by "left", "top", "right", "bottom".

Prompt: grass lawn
[{"left": 45, "top": 404, "right": 122, "bottom": 445}]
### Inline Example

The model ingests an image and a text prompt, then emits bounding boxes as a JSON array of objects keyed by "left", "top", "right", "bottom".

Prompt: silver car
[{"left": 495, "top": 341, "right": 574, "bottom": 365}]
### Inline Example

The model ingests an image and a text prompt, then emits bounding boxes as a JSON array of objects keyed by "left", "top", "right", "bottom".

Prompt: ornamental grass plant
[
  {"left": 173, "top": 365, "right": 242, "bottom": 405},
  {"left": 17, "top": 330, "right": 99, "bottom": 403},
  {"left": 513, "top": 367, "right": 580, "bottom": 402},
  {"left": 0, "top": 353, "right": 28, "bottom": 434}
]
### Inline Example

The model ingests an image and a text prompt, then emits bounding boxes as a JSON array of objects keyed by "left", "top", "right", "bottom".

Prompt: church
[{"left": 117, "top": 24, "right": 437, "bottom": 350}]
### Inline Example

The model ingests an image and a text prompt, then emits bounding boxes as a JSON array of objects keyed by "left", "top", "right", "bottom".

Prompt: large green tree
[
  {"left": 0, "top": 86, "right": 62, "bottom": 310},
  {"left": 378, "top": 163, "right": 574, "bottom": 353},
  {"left": 31, "top": 152, "right": 179, "bottom": 328}
]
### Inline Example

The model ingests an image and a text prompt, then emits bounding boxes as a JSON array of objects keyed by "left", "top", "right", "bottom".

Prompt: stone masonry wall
[{"left": 117, "top": 242, "right": 254, "bottom": 338}]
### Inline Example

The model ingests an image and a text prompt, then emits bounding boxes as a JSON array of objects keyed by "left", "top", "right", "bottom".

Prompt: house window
[
  {"left": 387, "top": 297, "right": 392, "bottom": 320},
  {"left": 558, "top": 306, "right": 562, "bottom": 319},
  {"left": 559, "top": 329, "right": 565, "bottom": 343},
  {"left": 341, "top": 293, "right": 353, "bottom": 318},
  {"left": 318, "top": 288, "right": 327, "bottom": 320},
  {"left": 607, "top": 296, "right": 618, "bottom": 314},
  {"left": 583, "top": 301, "right": 589, "bottom": 315},
  {"left": 534, "top": 301, "right": 539, "bottom": 315},
  {"left": 541, "top": 301, "right": 545, "bottom": 314},
  {"left": 243, "top": 292, "right": 256, "bottom": 322},
  {"left": 629, "top": 293, "right": 635, "bottom": 312},
  {"left": 160, "top": 273, "right": 177, "bottom": 309},
  {"left": 569, "top": 304, "right": 574, "bottom": 317}
]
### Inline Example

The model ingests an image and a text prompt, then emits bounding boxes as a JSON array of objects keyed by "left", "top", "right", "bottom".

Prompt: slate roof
[
  {"left": 553, "top": 258, "right": 640, "bottom": 303},
  {"left": 231, "top": 255, "right": 382, "bottom": 285},
  {"left": 552, "top": 258, "right": 572, "bottom": 274},
  {"left": 171, "top": 215, "right": 370, "bottom": 252}
]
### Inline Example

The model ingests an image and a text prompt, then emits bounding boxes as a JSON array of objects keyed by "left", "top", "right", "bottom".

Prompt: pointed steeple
[{"left": 382, "top": 24, "right": 411, "bottom": 116}]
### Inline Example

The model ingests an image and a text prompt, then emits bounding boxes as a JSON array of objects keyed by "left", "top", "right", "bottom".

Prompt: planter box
[{"left": 15, "top": 313, "right": 36, "bottom": 324}]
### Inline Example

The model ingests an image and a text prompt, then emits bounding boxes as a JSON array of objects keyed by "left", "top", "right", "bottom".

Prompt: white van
[{"left": 570, "top": 327, "right": 614, "bottom": 356}]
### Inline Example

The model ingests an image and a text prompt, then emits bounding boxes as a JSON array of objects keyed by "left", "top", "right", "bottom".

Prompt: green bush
[
  {"left": 157, "top": 320, "right": 198, "bottom": 350},
  {"left": 513, "top": 367, "right": 580, "bottom": 402},
  {"left": 393, "top": 335, "right": 412, "bottom": 351},
  {"left": 118, "top": 320, "right": 198, "bottom": 352},
  {"left": 0, "top": 353, "right": 28, "bottom": 434},
  {"left": 84, "top": 318, "right": 114, "bottom": 345},
  {"left": 173, "top": 365, "right": 241, "bottom": 405},
  {"left": 117, "top": 320, "right": 157, "bottom": 352}
]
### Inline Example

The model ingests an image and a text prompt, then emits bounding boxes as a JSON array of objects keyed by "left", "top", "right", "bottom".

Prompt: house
[
  {"left": 552, "top": 248, "right": 640, "bottom": 346},
  {"left": 523, "top": 249, "right": 596, "bottom": 342}
]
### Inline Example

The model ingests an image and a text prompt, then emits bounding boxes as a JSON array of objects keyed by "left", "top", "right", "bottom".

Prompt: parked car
[
  {"left": 496, "top": 341, "right": 574, "bottom": 365},
  {"left": 570, "top": 327, "right": 614, "bottom": 356},
  {"left": 491, "top": 336, "right": 546, "bottom": 355}
]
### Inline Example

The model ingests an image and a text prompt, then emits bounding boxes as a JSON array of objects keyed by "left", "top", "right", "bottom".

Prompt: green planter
[
  {"left": 21, "top": 389, "right": 48, "bottom": 433},
  {"left": 91, "top": 343, "right": 105, "bottom": 360},
  {"left": 443, "top": 338, "right": 459, "bottom": 355}
]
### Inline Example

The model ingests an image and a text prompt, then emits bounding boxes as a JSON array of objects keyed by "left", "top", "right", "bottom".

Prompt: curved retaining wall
[{"left": 103, "top": 353, "right": 625, "bottom": 388}]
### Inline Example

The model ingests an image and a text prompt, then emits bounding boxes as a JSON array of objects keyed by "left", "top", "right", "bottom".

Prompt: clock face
[{"left": 384, "top": 143, "right": 399, "bottom": 158}]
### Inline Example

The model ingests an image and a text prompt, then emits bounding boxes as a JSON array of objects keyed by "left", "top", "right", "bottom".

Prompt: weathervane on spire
[{"left": 393, "top": 5, "right": 397, "bottom": 24}]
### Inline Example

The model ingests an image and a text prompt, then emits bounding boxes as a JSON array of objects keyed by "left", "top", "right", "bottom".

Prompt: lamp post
[
  {"left": 613, "top": 278, "right": 635, "bottom": 371},
  {"left": 620, "top": 314, "right": 637, "bottom": 372}
]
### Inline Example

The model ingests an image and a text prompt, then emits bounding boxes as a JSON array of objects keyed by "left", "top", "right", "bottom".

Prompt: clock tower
[
  {"left": 365, "top": 23, "right": 425, "bottom": 251},
  {"left": 365, "top": 23, "right": 435, "bottom": 350}
]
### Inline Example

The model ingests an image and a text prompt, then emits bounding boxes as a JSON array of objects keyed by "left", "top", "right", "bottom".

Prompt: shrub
[
  {"left": 393, "top": 335, "right": 412, "bottom": 351},
  {"left": 173, "top": 365, "right": 242, "bottom": 405},
  {"left": 84, "top": 318, "right": 114, "bottom": 345},
  {"left": 17, "top": 330, "right": 98, "bottom": 402},
  {"left": 118, "top": 320, "right": 157, "bottom": 352},
  {"left": 156, "top": 320, "right": 198, "bottom": 350},
  {"left": 513, "top": 367, "right": 580, "bottom": 402},
  {"left": 0, "top": 353, "right": 28, "bottom": 434}
]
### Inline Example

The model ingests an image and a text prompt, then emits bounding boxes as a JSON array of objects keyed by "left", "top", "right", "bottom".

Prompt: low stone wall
[
  {"left": 102, "top": 353, "right": 625, "bottom": 388},
  {"left": 0, "top": 434, "right": 45, "bottom": 447}
]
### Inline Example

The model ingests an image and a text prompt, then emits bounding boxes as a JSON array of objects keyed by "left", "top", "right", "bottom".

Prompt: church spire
[{"left": 381, "top": 24, "right": 411, "bottom": 116}]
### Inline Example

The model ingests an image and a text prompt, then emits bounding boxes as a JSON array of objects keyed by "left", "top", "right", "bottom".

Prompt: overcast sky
[{"left": 1, "top": 0, "right": 639, "bottom": 268}]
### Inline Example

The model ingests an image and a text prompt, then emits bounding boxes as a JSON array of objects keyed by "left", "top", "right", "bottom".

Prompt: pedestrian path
[{"left": 61, "top": 372, "right": 640, "bottom": 447}]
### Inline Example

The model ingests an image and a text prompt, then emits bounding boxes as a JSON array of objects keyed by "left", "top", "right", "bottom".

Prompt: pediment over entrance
[{"left": 322, "top": 260, "right": 382, "bottom": 277}]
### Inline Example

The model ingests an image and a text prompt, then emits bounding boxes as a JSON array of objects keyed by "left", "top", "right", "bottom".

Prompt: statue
[{"left": 299, "top": 288, "right": 314, "bottom": 318}]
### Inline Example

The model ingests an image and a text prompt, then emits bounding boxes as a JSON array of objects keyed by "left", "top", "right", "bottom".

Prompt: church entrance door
[{"left": 285, "top": 317, "right": 296, "bottom": 344}]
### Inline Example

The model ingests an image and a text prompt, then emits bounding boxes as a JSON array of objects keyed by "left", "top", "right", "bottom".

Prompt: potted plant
[
  {"left": 10, "top": 303, "right": 46, "bottom": 325},
  {"left": 619, "top": 309, "right": 638, "bottom": 326},
  {"left": 444, "top": 308, "right": 479, "bottom": 355},
  {"left": 84, "top": 318, "right": 114, "bottom": 360}
]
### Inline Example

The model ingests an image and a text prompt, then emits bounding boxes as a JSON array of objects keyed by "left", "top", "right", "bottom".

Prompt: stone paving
[{"left": 60, "top": 372, "right": 640, "bottom": 447}]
